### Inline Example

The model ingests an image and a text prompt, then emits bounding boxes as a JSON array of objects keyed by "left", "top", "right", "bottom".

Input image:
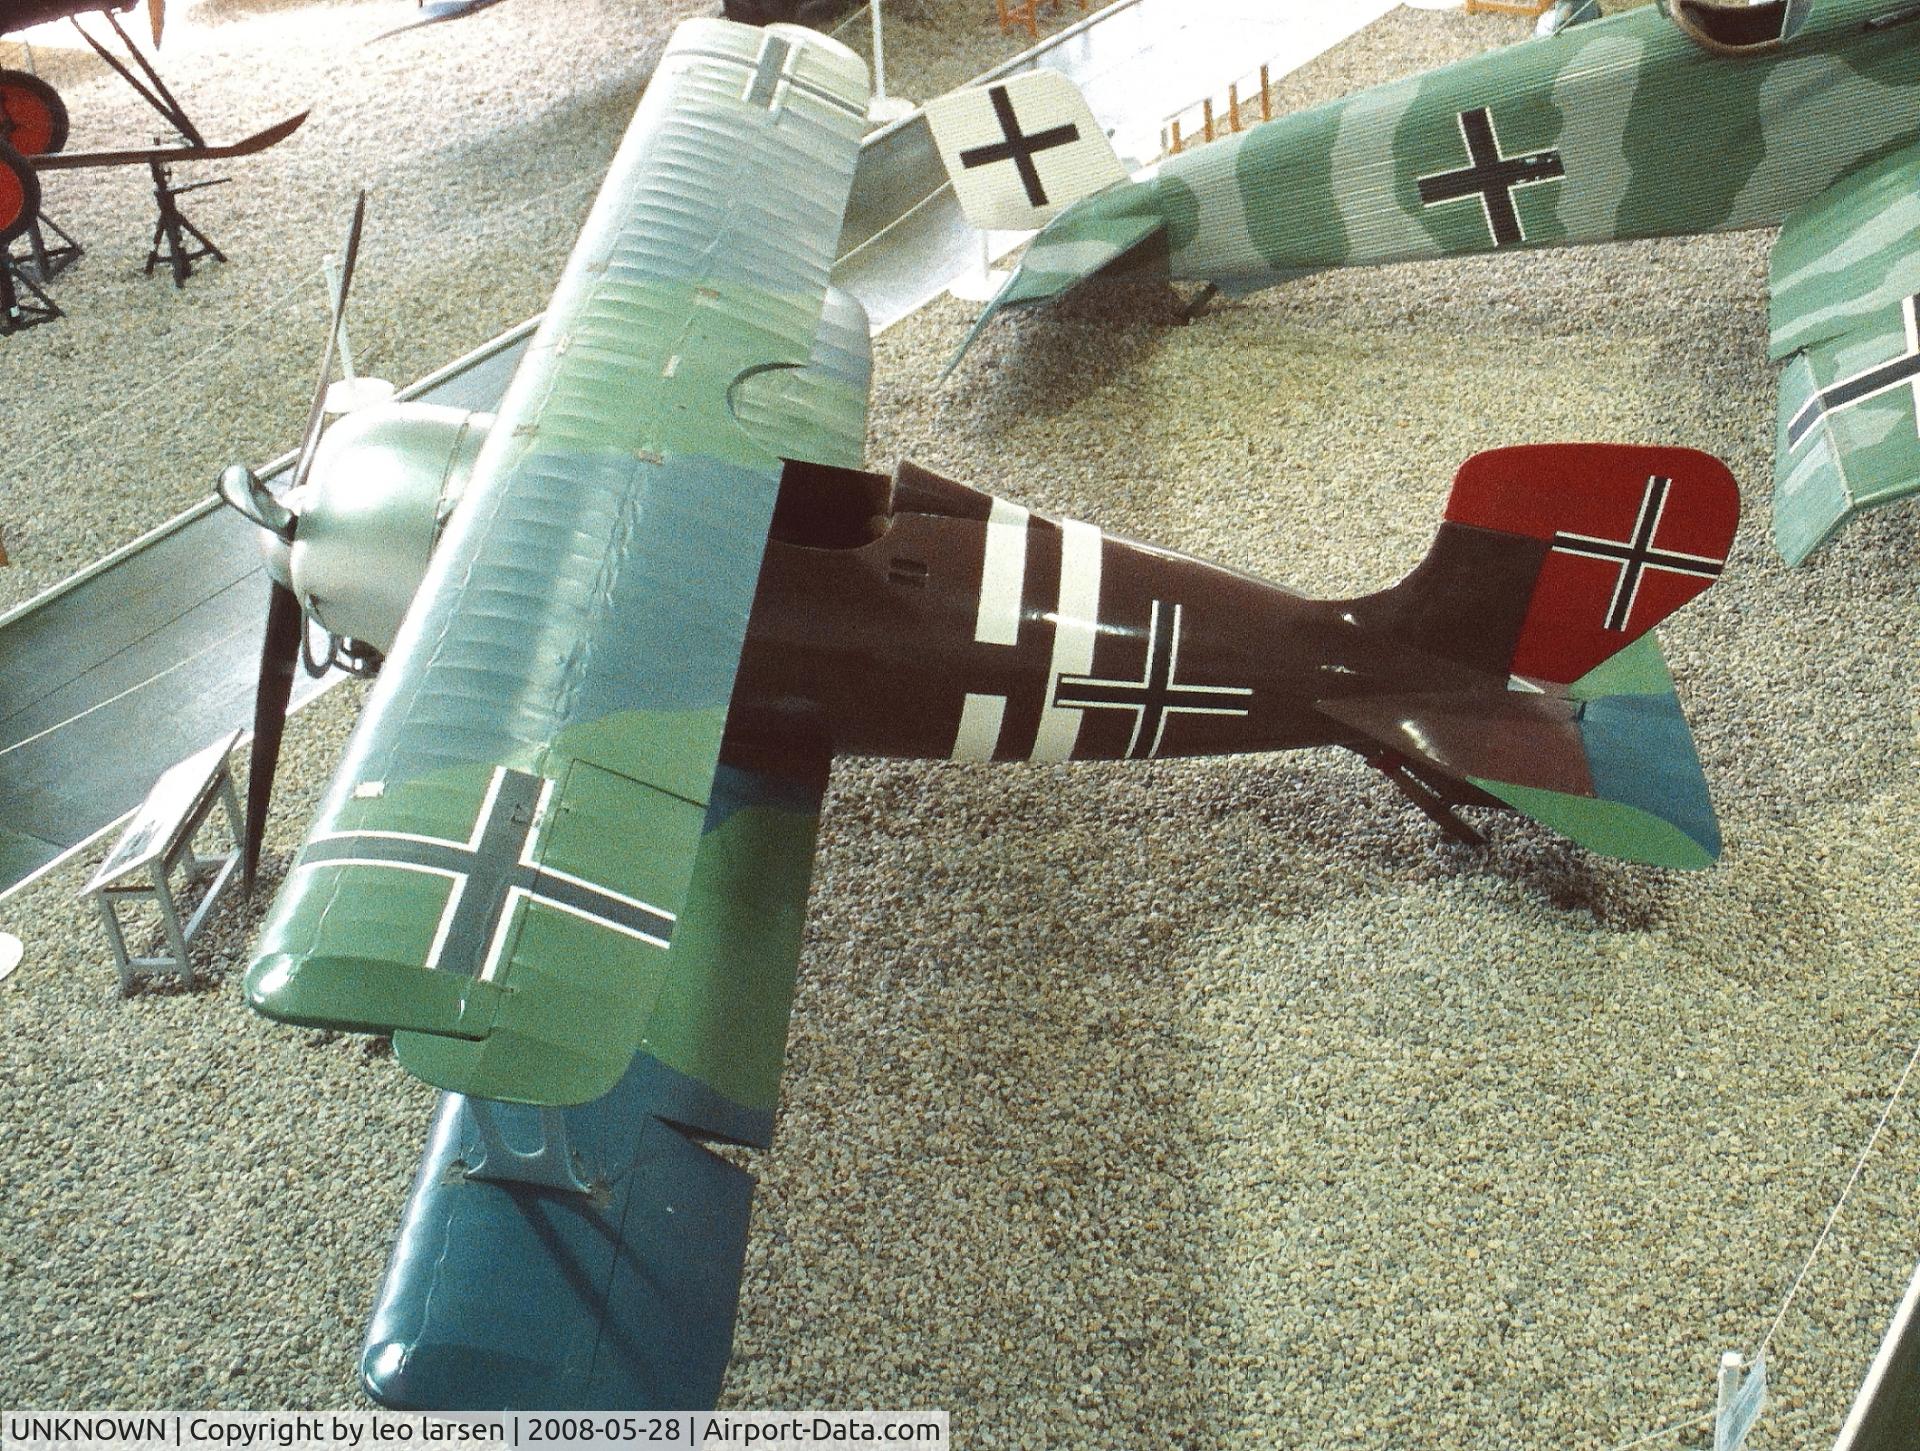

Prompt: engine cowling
[{"left": 269, "top": 401, "right": 493, "bottom": 653}]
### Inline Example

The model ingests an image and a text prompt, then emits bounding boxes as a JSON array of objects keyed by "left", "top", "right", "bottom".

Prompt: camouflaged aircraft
[
  {"left": 925, "top": 0, "right": 1920, "bottom": 566},
  {"left": 214, "top": 17, "right": 1739, "bottom": 1412}
]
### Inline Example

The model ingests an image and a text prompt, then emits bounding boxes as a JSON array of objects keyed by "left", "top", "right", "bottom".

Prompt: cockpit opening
[
  {"left": 1664, "top": 0, "right": 1811, "bottom": 53},
  {"left": 771, "top": 458, "right": 894, "bottom": 549}
]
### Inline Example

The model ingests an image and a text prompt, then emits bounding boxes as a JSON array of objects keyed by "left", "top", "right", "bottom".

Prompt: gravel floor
[{"left": 5, "top": 4, "right": 1920, "bottom": 1449}]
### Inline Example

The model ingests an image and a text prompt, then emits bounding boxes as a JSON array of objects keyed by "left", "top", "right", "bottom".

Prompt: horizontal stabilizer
[
  {"left": 1323, "top": 635, "right": 1720, "bottom": 868},
  {"left": 945, "top": 190, "right": 1166, "bottom": 372}
]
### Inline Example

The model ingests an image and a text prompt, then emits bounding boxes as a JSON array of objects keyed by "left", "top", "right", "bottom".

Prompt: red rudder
[{"left": 1444, "top": 444, "right": 1738, "bottom": 685}]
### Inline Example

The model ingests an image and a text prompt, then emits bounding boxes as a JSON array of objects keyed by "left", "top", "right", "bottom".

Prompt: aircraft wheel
[
  {"left": 0, "top": 138, "right": 41, "bottom": 247},
  {"left": 0, "top": 69, "right": 68, "bottom": 158}
]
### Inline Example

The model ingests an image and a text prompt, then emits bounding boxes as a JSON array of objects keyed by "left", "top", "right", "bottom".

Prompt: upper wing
[
  {"left": 245, "top": 19, "right": 871, "bottom": 1108},
  {"left": 1769, "top": 136, "right": 1920, "bottom": 564}
]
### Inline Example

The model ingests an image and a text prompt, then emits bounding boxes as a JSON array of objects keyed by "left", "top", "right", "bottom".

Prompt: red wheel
[
  {"left": 0, "top": 139, "right": 42, "bottom": 247},
  {"left": 0, "top": 69, "right": 68, "bottom": 158}
]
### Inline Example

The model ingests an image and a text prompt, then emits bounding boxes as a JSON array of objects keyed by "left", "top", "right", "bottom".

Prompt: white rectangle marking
[
  {"left": 952, "top": 692, "right": 1007, "bottom": 762},
  {"left": 1032, "top": 518, "right": 1102, "bottom": 763},
  {"left": 975, "top": 498, "right": 1030, "bottom": 646}
]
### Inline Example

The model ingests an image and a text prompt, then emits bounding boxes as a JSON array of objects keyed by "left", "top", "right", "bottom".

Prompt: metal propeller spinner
[{"left": 218, "top": 190, "right": 366, "bottom": 894}]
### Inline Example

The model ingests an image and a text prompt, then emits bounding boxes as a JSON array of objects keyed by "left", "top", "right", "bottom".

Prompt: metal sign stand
[{"left": 81, "top": 730, "right": 244, "bottom": 992}]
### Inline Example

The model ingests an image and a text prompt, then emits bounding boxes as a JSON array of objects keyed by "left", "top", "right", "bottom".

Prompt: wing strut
[{"left": 462, "top": 1100, "right": 596, "bottom": 1193}]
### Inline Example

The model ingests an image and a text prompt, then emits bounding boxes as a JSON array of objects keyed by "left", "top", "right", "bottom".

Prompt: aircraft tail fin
[
  {"left": 1349, "top": 443, "right": 1738, "bottom": 686},
  {"left": 927, "top": 70, "right": 1168, "bottom": 373},
  {"left": 1322, "top": 443, "right": 1739, "bottom": 867}
]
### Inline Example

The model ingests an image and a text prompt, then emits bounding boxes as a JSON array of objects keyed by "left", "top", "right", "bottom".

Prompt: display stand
[
  {"left": 144, "top": 160, "right": 228, "bottom": 287},
  {"left": 20, "top": 212, "right": 81, "bottom": 280},
  {"left": 0, "top": 246, "right": 59, "bottom": 333}
]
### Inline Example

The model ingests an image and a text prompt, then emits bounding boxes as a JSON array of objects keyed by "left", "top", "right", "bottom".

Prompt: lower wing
[{"left": 362, "top": 757, "right": 828, "bottom": 1411}]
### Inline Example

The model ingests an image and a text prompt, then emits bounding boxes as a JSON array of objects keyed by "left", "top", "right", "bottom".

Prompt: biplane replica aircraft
[
  {"left": 0, "top": 0, "right": 305, "bottom": 289},
  {"left": 924, "top": 0, "right": 1920, "bottom": 566},
  {"left": 214, "top": 17, "right": 1739, "bottom": 1409}
]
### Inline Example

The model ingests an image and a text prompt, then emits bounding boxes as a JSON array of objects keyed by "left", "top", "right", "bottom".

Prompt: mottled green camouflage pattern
[
  {"left": 1769, "top": 133, "right": 1920, "bottom": 561},
  {"left": 1089, "top": 0, "right": 1920, "bottom": 285},
  {"left": 246, "top": 22, "right": 872, "bottom": 1108},
  {"left": 988, "top": 0, "right": 1920, "bottom": 559}
]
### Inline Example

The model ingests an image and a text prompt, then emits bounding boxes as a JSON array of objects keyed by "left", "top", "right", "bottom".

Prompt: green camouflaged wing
[
  {"left": 1770, "top": 135, "right": 1920, "bottom": 564},
  {"left": 245, "top": 21, "right": 870, "bottom": 1107}
]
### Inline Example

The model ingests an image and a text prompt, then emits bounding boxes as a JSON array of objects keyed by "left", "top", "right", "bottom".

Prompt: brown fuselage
[{"left": 727, "top": 461, "right": 1515, "bottom": 770}]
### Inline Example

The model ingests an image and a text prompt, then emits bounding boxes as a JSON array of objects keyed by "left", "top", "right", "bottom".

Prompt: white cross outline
[
  {"left": 1787, "top": 293, "right": 1920, "bottom": 453},
  {"left": 1548, "top": 476, "right": 1726, "bottom": 633},
  {"left": 1051, "top": 600, "right": 1255, "bottom": 758},
  {"left": 297, "top": 766, "right": 677, "bottom": 981},
  {"left": 1414, "top": 106, "right": 1566, "bottom": 249}
]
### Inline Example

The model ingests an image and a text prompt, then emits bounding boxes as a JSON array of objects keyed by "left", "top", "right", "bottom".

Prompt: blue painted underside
[
  {"left": 361, "top": 1052, "right": 768, "bottom": 1412},
  {"left": 1579, "top": 691, "right": 1721, "bottom": 859}
]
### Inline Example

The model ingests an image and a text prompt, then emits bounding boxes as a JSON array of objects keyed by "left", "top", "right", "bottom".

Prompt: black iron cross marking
[
  {"left": 1051, "top": 601, "right": 1254, "bottom": 759},
  {"left": 1549, "top": 476, "right": 1725, "bottom": 633},
  {"left": 300, "top": 767, "right": 674, "bottom": 981},
  {"left": 1787, "top": 293, "right": 1920, "bottom": 449},
  {"left": 1417, "top": 107, "right": 1565, "bottom": 249},
  {"left": 958, "top": 85, "right": 1081, "bottom": 209},
  {"left": 743, "top": 33, "right": 794, "bottom": 110},
  {"left": 677, "top": 35, "right": 865, "bottom": 120}
]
